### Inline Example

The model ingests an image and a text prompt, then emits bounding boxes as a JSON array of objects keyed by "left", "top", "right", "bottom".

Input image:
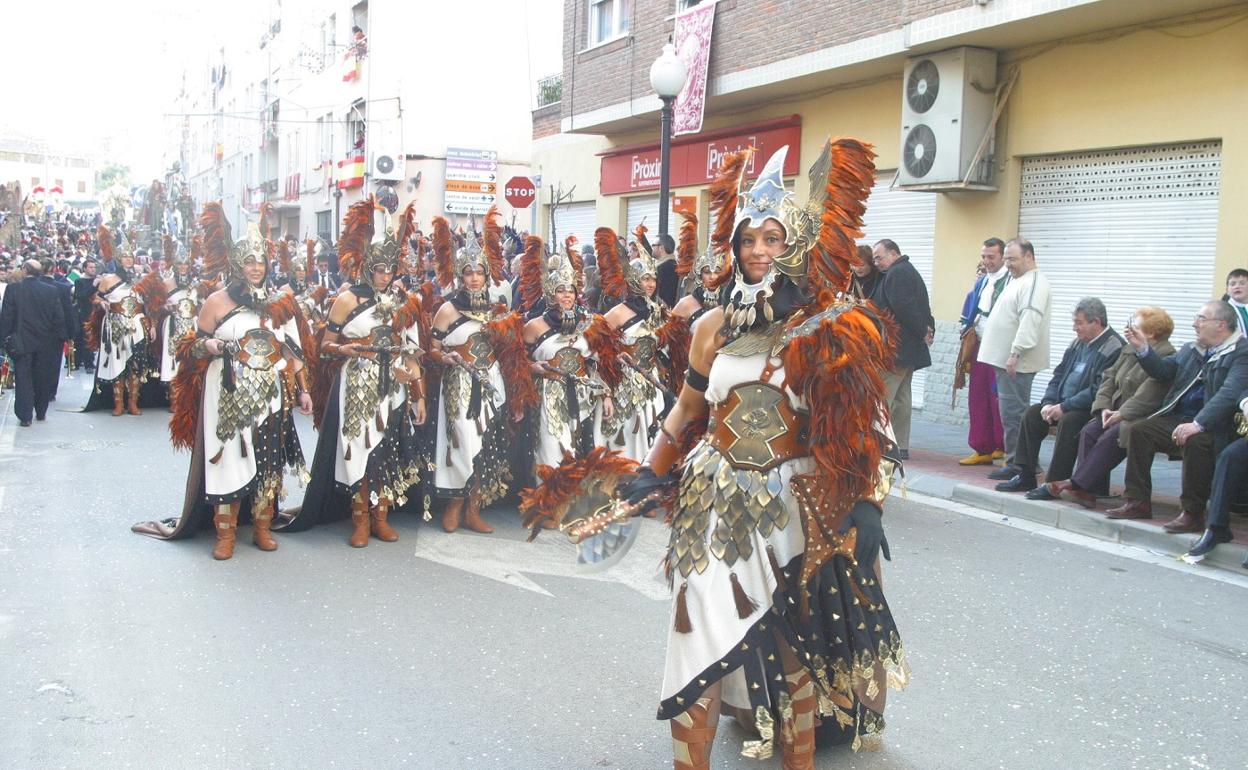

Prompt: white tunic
[
  {"left": 434, "top": 316, "right": 506, "bottom": 493},
  {"left": 604, "top": 318, "right": 665, "bottom": 463},
  {"left": 96, "top": 281, "right": 147, "bottom": 382},
  {"left": 532, "top": 331, "right": 595, "bottom": 469},
  {"left": 159, "top": 285, "right": 197, "bottom": 382}
]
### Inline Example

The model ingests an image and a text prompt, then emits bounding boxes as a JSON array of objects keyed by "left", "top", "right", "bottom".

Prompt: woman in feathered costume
[
  {"left": 158, "top": 234, "right": 201, "bottom": 388},
  {"left": 131, "top": 202, "right": 314, "bottom": 560},
  {"left": 427, "top": 205, "right": 537, "bottom": 534},
  {"left": 670, "top": 211, "right": 724, "bottom": 328},
  {"left": 617, "top": 141, "right": 909, "bottom": 768},
  {"left": 277, "top": 198, "right": 427, "bottom": 546}
]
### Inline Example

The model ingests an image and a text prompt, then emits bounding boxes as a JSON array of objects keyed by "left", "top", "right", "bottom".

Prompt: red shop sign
[{"left": 599, "top": 116, "right": 802, "bottom": 195}]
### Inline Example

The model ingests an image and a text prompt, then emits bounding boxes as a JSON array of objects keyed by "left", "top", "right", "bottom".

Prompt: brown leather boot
[
  {"left": 349, "top": 497, "right": 370, "bottom": 547},
  {"left": 252, "top": 505, "right": 278, "bottom": 551},
  {"left": 1163, "top": 510, "right": 1205, "bottom": 534},
  {"left": 126, "top": 378, "right": 142, "bottom": 415},
  {"left": 779, "top": 669, "right": 817, "bottom": 770},
  {"left": 463, "top": 490, "right": 493, "bottom": 534},
  {"left": 371, "top": 499, "right": 399, "bottom": 542},
  {"left": 212, "top": 504, "right": 239, "bottom": 560},
  {"left": 112, "top": 383, "right": 125, "bottom": 416},
  {"left": 1106, "top": 498, "right": 1152, "bottom": 519},
  {"left": 671, "top": 696, "right": 716, "bottom": 770},
  {"left": 441, "top": 497, "right": 464, "bottom": 533}
]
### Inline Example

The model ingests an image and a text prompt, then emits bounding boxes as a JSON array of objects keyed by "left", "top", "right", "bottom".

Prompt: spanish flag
[{"left": 337, "top": 153, "right": 365, "bottom": 189}]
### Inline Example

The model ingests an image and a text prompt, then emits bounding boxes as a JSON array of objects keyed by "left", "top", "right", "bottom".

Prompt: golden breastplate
[{"left": 706, "top": 382, "right": 809, "bottom": 472}]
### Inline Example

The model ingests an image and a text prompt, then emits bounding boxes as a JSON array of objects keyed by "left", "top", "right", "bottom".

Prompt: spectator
[
  {"left": 1109, "top": 301, "right": 1248, "bottom": 531},
  {"left": 1184, "top": 394, "right": 1247, "bottom": 562},
  {"left": 870, "top": 238, "right": 933, "bottom": 460},
  {"left": 977, "top": 238, "right": 1052, "bottom": 469},
  {"left": 312, "top": 254, "right": 341, "bottom": 290},
  {"left": 848, "top": 244, "right": 880, "bottom": 300},
  {"left": 655, "top": 233, "right": 678, "bottom": 307},
  {"left": 994, "top": 298, "right": 1123, "bottom": 493},
  {"left": 72, "top": 260, "right": 98, "bottom": 370},
  {"left": 0, "top": 260, "right": 68, "bottom": 426},
  {"left": 1043, "top": 307, "right": 1176, "bottom": 506},
  {"left": 956, "top": 237, "right": 1010, "bottom": 466},
  {"left": 40, "top": 256, "right": 77, "bottom": 399},
  {"left": 1225, "top": 268, "right": 1248, "bottom": 335}
]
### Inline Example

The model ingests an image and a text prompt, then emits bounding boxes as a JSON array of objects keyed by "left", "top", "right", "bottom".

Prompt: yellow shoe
[
  {"left": 958, "top": 452, "right": 995, "bottom": 466},
  {"left": 991, "top": 450, "right": 1005, "bottom": 460}
]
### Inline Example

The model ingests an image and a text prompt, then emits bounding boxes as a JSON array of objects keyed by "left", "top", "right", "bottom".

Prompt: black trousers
[
  {"left": 1207, "top": 438, "right": 1248, "bottom": 529},
  {"left": 12, "top": 346, "right": 60, "bottom": 422},
  {"left": 1014, "top": 402, "right": 1091, "bottom": 481}
]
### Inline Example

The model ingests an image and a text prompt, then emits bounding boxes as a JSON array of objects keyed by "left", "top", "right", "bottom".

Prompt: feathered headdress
[
  {"left": 335, "top": 196, "right": 377, "bottom": 282},
  {"left": 190, "top": 233, "right": 203, "bottom": 265},
  {"left": 675, "top": 211, "right": 698, "bottom": 278},
  {"left": 482, "top": 204, "right": 506, "bottom": 284},
  {"left": 807, "top": 138, "right": 875, "bottom": 298},
  {"left": 565, "top": 236, "right": 582, "bottom": 291},
  {"left": 518, "top": 235, "right": 545, "bottom": 312},
  {"left": 707, "top": 148, "right": 753, "bottom": 290},
  {"left": 96, "top": 225, "right": 114, "bottom": 262},
  {"left": 199, "top": 201, "right": 232, "bottom": 279},
  {"left": 278, "top": 239, "right": 293, "bottom": 275},
  {"left": 431, "top": 215, "right": 454, "bottom": 289},
  {"left": 594, "top": 226, "right": 626, "bottom": 299}
]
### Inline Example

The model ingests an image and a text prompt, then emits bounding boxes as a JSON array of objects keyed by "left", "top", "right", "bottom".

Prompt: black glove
[
  {"left": 841, "top": 500, "right": 890, "bottom": 572},
  {"left": 616, "top": 468, "right": 674, "bottom": 516}
]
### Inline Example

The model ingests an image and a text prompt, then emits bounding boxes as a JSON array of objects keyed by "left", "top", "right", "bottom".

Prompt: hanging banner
[{"left": 672, "top": 1, "right": 717, "bottom": 137}]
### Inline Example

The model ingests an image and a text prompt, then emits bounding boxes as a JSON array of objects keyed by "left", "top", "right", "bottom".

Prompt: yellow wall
[{"left": 535, "top": 17, "right": 1248, "bottom": 318}]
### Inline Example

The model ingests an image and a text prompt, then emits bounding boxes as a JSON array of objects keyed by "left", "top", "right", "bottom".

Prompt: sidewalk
[{"left": 902, "top": 414, "right": 1248, "bottom": 574}]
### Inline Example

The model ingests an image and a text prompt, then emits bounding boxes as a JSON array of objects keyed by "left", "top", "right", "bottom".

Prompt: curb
[{"left": 900, "top": 472, "right": 1248, "bottom": 574}]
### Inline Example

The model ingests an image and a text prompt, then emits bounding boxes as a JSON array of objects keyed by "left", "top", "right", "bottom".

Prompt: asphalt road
[{"left": 1, "top": 372, "right": 1246, "bottom": 770}]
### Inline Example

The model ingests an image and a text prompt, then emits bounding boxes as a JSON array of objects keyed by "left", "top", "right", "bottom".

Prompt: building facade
[
  {"left": 0, "top": 136, "right": 95, "bottom": 206},
  {"left": 169, "top": 0, "right": 536, "bottom": 248},
  {"left": 532, "top": 0, "right": 1248, "bottom": 423}
]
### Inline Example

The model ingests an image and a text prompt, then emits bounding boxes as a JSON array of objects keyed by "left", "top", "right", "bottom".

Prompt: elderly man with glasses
[{"left": 1108, "top": 301, "right": 1248, "bottom": 533}]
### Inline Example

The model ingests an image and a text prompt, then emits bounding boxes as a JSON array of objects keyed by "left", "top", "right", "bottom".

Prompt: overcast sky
[{"left": 1, "top": 0, "right": 563, "bottom": 181}]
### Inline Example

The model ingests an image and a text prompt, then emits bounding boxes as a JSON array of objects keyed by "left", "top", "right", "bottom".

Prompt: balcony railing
[{"left": 536, "top": 74, "right": 562, "bottom": 108}]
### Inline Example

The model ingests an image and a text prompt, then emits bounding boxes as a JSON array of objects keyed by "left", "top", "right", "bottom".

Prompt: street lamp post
[{"left": 649, "top": 42, "right": 687, "bottom": 242}]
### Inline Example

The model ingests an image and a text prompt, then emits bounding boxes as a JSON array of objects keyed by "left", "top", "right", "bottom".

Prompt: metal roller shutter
[
  {"left": 1018, "top": 141, "right": 1221, "bottom": 400},
  {"left": 550, "top": 201, "right": 597, "bottom": 248},
  {"left": 626, "top": 195, "right": 676, "bottom": 241},
  {"left": 860, "top": 172, "right": 937, "bottom": 408}
]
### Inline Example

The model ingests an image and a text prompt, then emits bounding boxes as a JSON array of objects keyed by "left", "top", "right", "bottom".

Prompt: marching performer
[
  {"left": 280, "top": 238, "right": 331, "bottom": 326},
  {"left": 278, "top": 199, "right": 427, "bottom": 545},
  {"left": 83, "top": 225, "right": 166, "bottom": 415},
  {"left": 132, "top": 202, "right": 314, "bottom": 560},
  {"left": 617, "top": 142, "right": 909, "bottom": 767},
  {"left": 428, "top": 206, "right": 536, "bottom": 533},
  {"left": 671, "top": 211, "right": 723, "bottom": 327},
  {"left": 158, "top": 235, "right": 200, "bottom": 387}
]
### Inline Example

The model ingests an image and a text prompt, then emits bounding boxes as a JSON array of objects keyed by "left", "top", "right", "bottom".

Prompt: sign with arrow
[{"left": 444, "top": 147, "right": 498, "bottom": 214}]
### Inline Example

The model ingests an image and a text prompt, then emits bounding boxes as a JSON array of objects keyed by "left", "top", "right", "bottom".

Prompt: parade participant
[
  {"left": 83, "top": 226, "right": 166, "bottom": 415},
  {"left": 132, "top": 202, "right": 314, "bottom": 560},
  {"left": 622, "top": 142, "right": 907, "bottom": 767},
  {"left": 278, "top": 199, "right": 427, "bottom": 545},
  {"left": 519, "top": 235, "right": 621, "bottom": 471},
  {"left": 596, "top": 224, "right": 675, "bottom": 461},
  {"left": 428, "top": 206, "right": 536, "bottom": 533},
  {"left": 158, "top": 235, "right": 200, "bottom": 387},
  {"left": 671, "top": 212, "right": 723, "bottom": 328},
  {"left": 279, "top": 238, "right": 331, "bottom": 325}
]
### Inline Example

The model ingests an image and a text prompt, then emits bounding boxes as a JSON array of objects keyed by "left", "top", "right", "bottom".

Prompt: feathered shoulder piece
[
  {"left": 656, "top": 312, "right": 691, "bottom": 393},
  {"left": 780, "top": 298, "right": 897, "bottom": 614},
  {"left": 97, "top": 225, "right": 114, "bottom": 262},
  {"left": 675, "top": 211, "right": 698, "bottom": 278},
  {"left": 263, "top": 291, "right": 301, "bottom": 327},
  {"left": 431, "top": 216, "right": 454, "bottom": 288},
  {"left": 133, "top": 271, "right": 168, "bottom": 318},
  {"left": 519, "top": 447, "right": 639, "bottom": 541},
  {"left": 169, "top": 333, "right": 211, "bottom": 451},
  {"left": 483, "top": 307, "right": 539, "bottom": 418},
  {"left": 391, "top": 284, "right": 428, "bottom": 334},
  {"left": 337, "top": 196, "right": 377, "bottom": 282},
  {"left": 584, "top": 313, "right": 624, "bottom": 389},
  {"left": 518, "top": 235, "right": 545, "bottom": 312},
  {"left": 708, "top": 148, "right": 753, "bottom": 289},
  {"left": 595, "top": 227, "right": 625, "bottom": 299},
  {"left": 807, "top": 137, "right": 875, "bottom": 298},
  {"left": 483, "top": 205, "right": 506, "bottom": 284},
  {"left": 200, "top": 201, "right": 232, "bottom": 279}
]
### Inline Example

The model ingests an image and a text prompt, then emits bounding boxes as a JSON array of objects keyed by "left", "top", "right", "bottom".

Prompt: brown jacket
[{"left": 1092, "top": 338, "right": 1175, "bottom": 447}]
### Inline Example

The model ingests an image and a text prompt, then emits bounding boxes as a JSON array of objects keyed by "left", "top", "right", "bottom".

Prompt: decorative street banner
[{"left": 672, "top": 0, "right": 717, "bottom": 137}]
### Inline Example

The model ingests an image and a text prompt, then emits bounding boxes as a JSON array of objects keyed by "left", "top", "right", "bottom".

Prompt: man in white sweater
[{"left": 977, "top": 238, "right": 1052, "bottom": 473}]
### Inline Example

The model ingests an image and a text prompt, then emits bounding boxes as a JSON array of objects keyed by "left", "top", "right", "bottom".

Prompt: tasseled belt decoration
[
  {"left": 377, "top": 350, "right": 392, "bottom": 397},
  {"left": 673, "top": 572, "right": 760, "bottom": 635},
  {"left": 564, "top": 378, "right": 580, "bottom": 429},
  {"left": 730, "top": 572, "right": 760, "bottom": 619},
  {"left": 674, "top": 581, "right": 693, "bottom": 633},
  {"left": 239, "top": 433, "right": 249, "bottom": 458},
  {"left": 467, "top": 376, "right": 482, "bottom": 422},
  {"left": 221, "top": 348, "right": 237, "bottom": 392}
]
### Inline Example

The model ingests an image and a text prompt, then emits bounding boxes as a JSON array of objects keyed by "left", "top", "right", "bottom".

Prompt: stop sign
[{"left": 504, "top": 176, "right": 536, "bottom": 208}]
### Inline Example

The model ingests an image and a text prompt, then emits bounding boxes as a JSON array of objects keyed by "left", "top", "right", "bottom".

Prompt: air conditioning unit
[
  {"left": 897, "top": 47, "right": 998, "bottom": 190},
  {"left": 371, "top": 150, "right": 405, "bottom": 181}
]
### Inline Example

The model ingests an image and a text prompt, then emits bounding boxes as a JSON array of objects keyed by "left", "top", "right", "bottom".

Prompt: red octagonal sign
[{"left": 504, "top": 176, "right": 536, "bottom": 208}]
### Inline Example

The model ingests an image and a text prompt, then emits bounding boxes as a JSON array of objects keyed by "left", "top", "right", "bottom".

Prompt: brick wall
[
  {"left": 561, "top": 0, "right": 973, "bottom": 121},
  {"left": 532, "top": 104, "right": 562, "bottom": 141},
  {"left": 917, "top": 319, "right": 970, "bottom": 426}
]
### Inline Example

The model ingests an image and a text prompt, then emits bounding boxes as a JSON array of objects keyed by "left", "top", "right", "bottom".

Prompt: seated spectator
[
  {"left": 1109, "top": 301, "right": 1248, "bottom": 531},
  {"left": 1225, "top": 268, "right": 1248, "bottom": 335},
  {"left": 993, "top": 297, "right": 1124, "bottom": 493},
  {"left": 1185, "top": 404, "right": 1247, "bottom": 563},
  {"left": 1040, "top": 307, "right": 1175, "bottom": 506}
]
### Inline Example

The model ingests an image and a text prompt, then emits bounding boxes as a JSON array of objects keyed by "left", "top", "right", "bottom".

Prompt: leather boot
[
  {"left": 1163, "top": 510, "right": 1205, "bottom": 534},
  {"left": 252, "top": 505, "right": 278, "bottom": 551},
  {"left": 212, "top": 503, "right": 239, "bottom": 560},
  {"left": 463, "top": 490, "right": 493, "bottom": 534},
  {"left": 671, "top": 696, "right": 716, "bottom": 770},
  {"left": 441, "top": 497, "right": 464, "bottom": 533},
  {"left": 349, "top": 496, "right": 371, "bottom": 547},
  {"left": 126, "top": 378, "right": 142, "bottom": 415},
  {"left": 780, "top": 669, "right": 817, "bottom": 770},
  {"left": 112, "top": 383, "right": 125, "bottom": 416},
  {"left": 1106, "top": 498, "right": 1152, "bottom": 520},
  {"left": 371, "top": 499, "right": 399, "bottom": 542}
]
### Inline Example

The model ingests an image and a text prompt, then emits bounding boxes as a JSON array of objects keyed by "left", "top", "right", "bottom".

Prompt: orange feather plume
[
  {"left": 656, "top": 313, "right": 691, "bottom": 394},
  {"left": 190, "top": 233, "right": 203, "bottom": 264},
  {"left": 96, "top": 225, "right": 113, "bottom": 262},
  {"left": 484, "top": 308, "right": 539, "bottom": 421},
  {"left": 305, "top": 237, "right": 316, "bottom": 265},
  {"left": 169, "top": 332, "right": 212, "bottom": 451},
  {"left": 518, "top": 235, "right": 545, "bottom": 312},
  {"left": 199, "top": 201, "right": 232, "bottom": 279},
  {"left": 675, "top": 211, "right": 698, "bottom": 278},
  {"left": 431, "top": 216, "right": 454, "bottom": 289},
  {"left": 278, "top": 239, "right": 293, "bottom": 275},
  {"left": 518, "top": 447, "right": 639, "bottom": 538},
  {"left": 162, "top": 234, "right": 175, "bottom": 263},
  {"left": 336, "top": 196, "right": 377, "bottom": 282},
  {"left": 810, "top": 138, "right": 876, "bottom": 297},
  {"left": 633, "top": 220, "right": 651, "bottom": 256},
  {"left": 482, "top": 205, "right": 506, "bottom": 284},
  {"left": 395, "top": 200, "right": 417, "bottom": 260},
  {"left": 258, "top": 201, "right": 274, "bottom": 241},
  {"left": 707, "top": 148, "right": 753, "bottom": 290},
  {"left": 564, "top": 235, "right": 582, "bottom": 291},
  {"left": 594, "top": 227, "right": 625, "bottom": 299},
  {"left": 584, "top": 314, "right": 624, "bottom": 389}
]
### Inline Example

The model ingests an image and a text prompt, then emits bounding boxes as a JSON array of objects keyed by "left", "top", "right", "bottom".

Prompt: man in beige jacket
[{"left": 977, "top": 238, "right": 1052, "bottom": 474}]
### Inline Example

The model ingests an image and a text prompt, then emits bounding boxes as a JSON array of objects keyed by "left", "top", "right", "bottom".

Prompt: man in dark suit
[
  {"left": 870, "top": 238, "right": 933, "bottom": 459},
  {"left": 72, "top": 260, "right": 99, "bottom": 369},
  {"left": 40, "top": 258, "right": 77, "bottom": 398},
  {"left": 654, "top": 233, "right": 679, "bottom": 308},
  {"left": 0, "top": 260, "right": 68, "bottom": 426},
  {"left": 311, "top": 253, "right": 342, "bottom": 290}
]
